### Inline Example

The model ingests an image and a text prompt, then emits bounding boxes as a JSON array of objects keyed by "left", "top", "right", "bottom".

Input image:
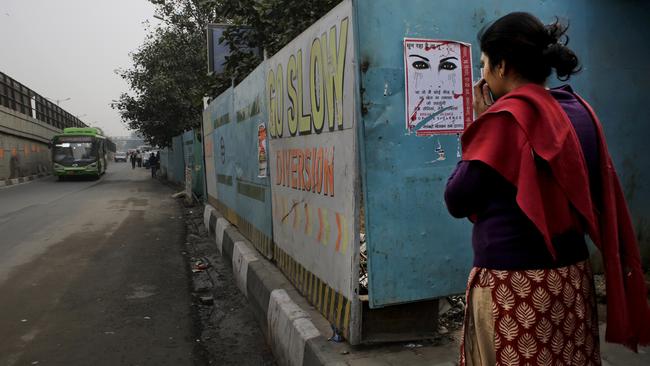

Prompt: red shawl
[{"left": 462, "top": 83, "right": 650, "bottom": 349}]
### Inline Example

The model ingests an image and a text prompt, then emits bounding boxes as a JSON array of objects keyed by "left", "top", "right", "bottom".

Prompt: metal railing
[{"left": 0, "top": 71, "right": 87, "bottom": 130}]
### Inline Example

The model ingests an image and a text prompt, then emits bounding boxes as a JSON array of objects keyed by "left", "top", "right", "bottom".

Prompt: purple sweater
[{"left": 445, "top": 85, "right": 598, "bottom": 270}]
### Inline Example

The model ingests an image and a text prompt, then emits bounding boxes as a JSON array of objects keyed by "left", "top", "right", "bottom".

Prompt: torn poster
[
  {"left": 404, "top": 39, "right": 473, "bottom": 136},
  {"left": 258, "top": 123, "right": 268, "bottom": 178}
]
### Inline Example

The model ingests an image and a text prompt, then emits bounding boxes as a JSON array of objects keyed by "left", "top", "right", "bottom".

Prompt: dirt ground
[{"left": 181, "top": 204, "right": 276, "bottom": 366}]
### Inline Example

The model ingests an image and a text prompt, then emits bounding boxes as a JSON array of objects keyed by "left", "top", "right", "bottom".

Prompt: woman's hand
[{"left": 473, "top": 78, "right": 494, "bottom": 118}]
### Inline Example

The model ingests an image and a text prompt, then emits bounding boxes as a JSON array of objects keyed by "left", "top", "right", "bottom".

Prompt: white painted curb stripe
[
  {"left": 203, "top": 205, "right": 216, "bottom": 231},
  {"left": 268, "top": 289, "right": 320, "bottom": 366},
  {"left": 1, "top": 173, "right": 51, "bottom": 188},
  {"left": 215, "top": 218, "right": 230, "bottom": 254},
  {"left": 232, "top": 241, "right": 259, "bottom": 297}
]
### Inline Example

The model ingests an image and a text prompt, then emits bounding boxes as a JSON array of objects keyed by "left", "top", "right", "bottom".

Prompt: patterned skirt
[{"left": 460, "top": 260, "right": 601, "bottom": 366}]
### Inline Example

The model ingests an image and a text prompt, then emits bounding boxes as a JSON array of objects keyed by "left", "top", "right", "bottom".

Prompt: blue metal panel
[
  {"left": 169, "top": 135, "right": 185, "bottom": 184},
  {"left": 208, "top": 63, "right": 273, "bottom": 240},
  {"left": 575, "top": 0, "right": 650, "bottom": 265},
  {"left": 193, "top": 130, "right": 206, "bottom": 199},
  {"left": 210, "top": 87, "right": 235, "bottom": 205},
  {"left": 159, "top": 148, "right": 170, "bottom": 177},
  {"left": 182, "top": 130, "right": 194, "bottom": 191},
  {"left": 182, "top": 130, "right": 204, "bottom": 197},
  {"left": 354, "top": 0, "right": 650, "bottom": 307},
  {"left": 231, "top": 63, "right": 273, "bottom": 238}
]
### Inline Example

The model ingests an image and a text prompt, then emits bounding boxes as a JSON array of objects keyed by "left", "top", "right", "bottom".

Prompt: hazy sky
[{"left": 0, "top": 0, "right": 160, "bottom": 136}]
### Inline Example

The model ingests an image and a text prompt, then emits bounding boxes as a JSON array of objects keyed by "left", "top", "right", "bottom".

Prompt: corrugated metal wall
[
  {"left": 356, "top": 0, "right": 650, "bottom": 307},
  {"left": 197, "top": 0, "right": 650, "bottom": 316},
  {"left": 204, "top": 65, "right": 274, "bottom": 257}
]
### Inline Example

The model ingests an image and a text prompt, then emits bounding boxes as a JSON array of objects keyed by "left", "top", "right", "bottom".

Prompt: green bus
[{"left": 52, "top": 127, "right": 115, "bottom": 180}]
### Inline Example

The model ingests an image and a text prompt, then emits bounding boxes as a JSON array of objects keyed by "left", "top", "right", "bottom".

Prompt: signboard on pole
[
  {"left": 207, "top": 24, "right": 262, "bottom": 75},
  {"left": 207, "top": 24, "right": 230, "bottom": 75}
]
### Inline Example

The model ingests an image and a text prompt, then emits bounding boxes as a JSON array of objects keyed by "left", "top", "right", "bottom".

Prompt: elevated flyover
[{"left": 0, "top": 71, "right": 87, "bottom": 180}]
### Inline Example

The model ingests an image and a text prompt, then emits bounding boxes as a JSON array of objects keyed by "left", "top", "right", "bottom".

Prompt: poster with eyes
[{"left": 404, "top": 39, "right": 473, "bottom": 136}]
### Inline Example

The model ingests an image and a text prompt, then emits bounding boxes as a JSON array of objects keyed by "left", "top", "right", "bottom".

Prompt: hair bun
[
  {"left": 543, "top": 19, "right": 581, "bottom": 81},
  {"left": 545, "top": 19, "right": 567, "bottom": 46},
  {"left": 479, "top": 12, "right": 581, "bottom": 83}
]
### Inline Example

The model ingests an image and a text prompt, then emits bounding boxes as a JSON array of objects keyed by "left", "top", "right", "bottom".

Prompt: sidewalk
[{"left": 202, "top": 204, "right": 650, "bottom": 366}]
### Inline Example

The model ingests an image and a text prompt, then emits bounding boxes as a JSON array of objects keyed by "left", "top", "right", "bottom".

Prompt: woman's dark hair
[{"left": 479, "top": 12, "right": 581, "bottom": 82}]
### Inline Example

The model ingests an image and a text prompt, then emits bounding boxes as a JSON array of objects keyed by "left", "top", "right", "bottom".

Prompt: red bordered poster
[{"left": 404, "top": 39, "right": 473, "bottom": 136}]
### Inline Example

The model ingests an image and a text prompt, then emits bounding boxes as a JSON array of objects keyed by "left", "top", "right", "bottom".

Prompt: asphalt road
[{"left": 0, "top": 163, "right": 199, "bottom": 365}]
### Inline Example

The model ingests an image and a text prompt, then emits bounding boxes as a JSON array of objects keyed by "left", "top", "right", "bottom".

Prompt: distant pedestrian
[
  {"left": 149, "top": 152, "right": 159, "bottom": 178},
  {"left": 130, "top": 151, "right": 136, "bottom": 169},
  {"left": 136, "top": 150, "right": 142, "bottom": 167},
  {"left": 444, "top": 12, "right": 650, "bottom": 366}
]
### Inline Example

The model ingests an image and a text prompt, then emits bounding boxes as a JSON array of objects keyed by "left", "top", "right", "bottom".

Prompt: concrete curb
[
  {"left": 268, "top": 289, "right": 321, "bottom": 366},
  {"left": 202, "top": 203, "right": 650, "bottom": 366},
  {"left": 0, "top": 172, "right": 49, "bottom": 188},
  {"left": 204, "top": 204, "right": 336, "bottom": 366},
  {"left": 232, "top": 240, "right": 259, "bottom": 296}
]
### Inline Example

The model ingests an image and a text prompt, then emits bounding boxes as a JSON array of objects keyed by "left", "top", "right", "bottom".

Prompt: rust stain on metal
[{"left": 361, "top": 60, "right": 370, "bottom": 73}]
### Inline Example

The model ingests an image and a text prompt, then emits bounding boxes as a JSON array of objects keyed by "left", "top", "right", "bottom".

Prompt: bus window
[{"left": 53, "top": 141, "right": 96, "bottom": 165}]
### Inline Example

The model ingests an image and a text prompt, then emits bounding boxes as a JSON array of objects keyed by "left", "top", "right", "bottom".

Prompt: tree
[
  {"left": 215, "top": 0, "right": 342, "bottom": 86},
  {"left": 114, "top": 28, "right": 210, "bottom": 147},
  {"left": 114, "top": 0, "right": 342, "bottom": 147},
  {"left": 114, "top": 0, "right": 217, "bottom": 147}
]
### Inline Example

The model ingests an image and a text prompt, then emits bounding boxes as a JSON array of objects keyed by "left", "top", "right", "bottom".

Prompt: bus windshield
[{"left": 53, "top": 140, "right": 97, "bottom": 165}]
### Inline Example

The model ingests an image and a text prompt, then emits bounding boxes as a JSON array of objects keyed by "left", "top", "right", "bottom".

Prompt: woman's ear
[{"left": 498, "top": 60, "right": 507, "bottom": 79}]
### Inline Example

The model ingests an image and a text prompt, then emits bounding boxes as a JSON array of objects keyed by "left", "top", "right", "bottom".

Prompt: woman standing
[{"left": 445, "top": 12, "right": 650, "bottom": 365}]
